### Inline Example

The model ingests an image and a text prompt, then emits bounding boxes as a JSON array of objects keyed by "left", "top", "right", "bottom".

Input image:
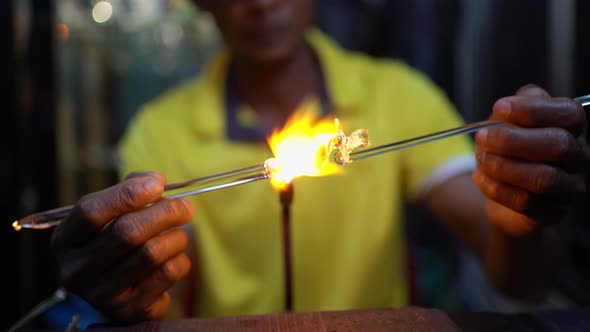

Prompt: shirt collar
[{"left": 190, "top": 29, "right": 360, "bottom": 140}]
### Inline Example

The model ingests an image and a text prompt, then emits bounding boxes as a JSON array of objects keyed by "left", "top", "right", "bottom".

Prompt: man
[{"left": 50, "top": 0, "right": 589, "bottom": 323}]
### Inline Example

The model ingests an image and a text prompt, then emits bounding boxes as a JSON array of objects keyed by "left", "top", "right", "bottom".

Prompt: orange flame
[{"left": 266, "top": 108, "right": 342, "bottom": 190}]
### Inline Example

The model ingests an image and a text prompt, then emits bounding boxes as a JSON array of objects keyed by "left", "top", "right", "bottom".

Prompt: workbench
[{"left": 85, "top": 306, "right": 590, "bottom": 332}]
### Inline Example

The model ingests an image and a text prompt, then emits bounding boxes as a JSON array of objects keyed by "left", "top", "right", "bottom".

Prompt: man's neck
[{"left": 232, "top": 43, "right": 322, "bottom": 117}]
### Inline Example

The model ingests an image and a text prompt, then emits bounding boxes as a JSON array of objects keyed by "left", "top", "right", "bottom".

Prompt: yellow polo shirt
[{"left": 118, "top": 29, "right": 474, "bottom": 317}]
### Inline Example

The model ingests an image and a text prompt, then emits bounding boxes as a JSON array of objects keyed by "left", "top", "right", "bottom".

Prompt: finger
[
  {"left": 88, "top": 228, "right": 189, "bottom": 303},
  {"left": 485, "top": 200, "right": 537, "bottom": 237},
  {"left": 475, "top": 126, "right": 584, "bottom": 168},
  {"left": 473, "top": 169, "right": 531, "bottom": 213},
  {"left": 94, "top": 198, "right": 193, "bottom": 265},
  {"left": 128, "top": 254, "right": 191, "bottom": 319},
  {"left": 57, "top": 197, "right": 193, "bottom": 292},
  {"left": 139, "top": 292, "right": 171, "bottom": 321},
  {"left": 491, "top": 96, "right": 585, "bottom": 135},
  {"left": 473, "top": 170, "right": 566, "bottom": 221},
  {"left": 475, "top": 151, "right": 585, "bottom": 196},
  {"left": 514, "top": 84, "right": 551, "bottom": 98},
  {"left": 117, "top": 292, "right": 171, "bottom": 323},
  {"left": 55, "top": 172, "right": 167, "bottom": 245},
  {"left": 124, "top": 171, "right": 159, "bottom": 181}
]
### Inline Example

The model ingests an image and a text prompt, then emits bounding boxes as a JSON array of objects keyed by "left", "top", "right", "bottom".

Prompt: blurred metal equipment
[
  {"left": 7, "top": 288, "right": 67, "bottom": 332},
  {"left": 11, "top": 0, "right": 60, "bottom": 329},
  {"left": 455, "top": 0, "right": 494, "bottom": 123},
  {"left": 0, "top": 0, "right": 21, "bottom": 329},
  {"left": 54, "top": 0, "right": 223, "bottom": 231},
  {"left": 64, "top": 313, "right": 81, "bottom": 332},
  {"left": 549, "top": 0, "right": 576, "bottom": 98}
]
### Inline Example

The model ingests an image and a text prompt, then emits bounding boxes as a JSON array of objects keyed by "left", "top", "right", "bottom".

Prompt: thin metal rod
[
  {"left": 12, "top": 95, "right": 590, "bottom": 231},
  {"left": 340, "top": 94, "right": 590, "bottom": 164},
  {"left": 577, "top": 94, "right": 590, "bottom": 107},
  {"left": 279, "top": 184, "right": 294, "bottom": 312},
  {"left": 164, "top": 164, "right": 267, "bottom": 190},
  {"left": 13, "top": 163, "right": 270, "bottom": 231},
  {"left": 166, "top": 173, "right": 269, "bottom": 199},
  {"left": 342, "top": 120, "right": 501, "bottom": 163}
]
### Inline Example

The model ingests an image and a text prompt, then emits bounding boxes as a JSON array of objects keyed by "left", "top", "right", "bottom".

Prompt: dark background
[{"left": 1, "top": 0, "right": 589, "bottom": 330}]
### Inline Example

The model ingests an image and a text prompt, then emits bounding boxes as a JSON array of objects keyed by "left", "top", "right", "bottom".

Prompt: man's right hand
[{"left": 51, "top": 172, "right": 194, "bottom": 323}]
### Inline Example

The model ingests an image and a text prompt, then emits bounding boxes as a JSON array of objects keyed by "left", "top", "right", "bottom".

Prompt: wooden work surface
[{"left": 85, "top": 306, "right": 590, "bottom": 332}]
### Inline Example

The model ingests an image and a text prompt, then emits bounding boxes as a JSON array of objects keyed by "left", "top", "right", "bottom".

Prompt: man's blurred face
[{"left": 199, "top": 0, "right": 314, "bottom": 64}]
